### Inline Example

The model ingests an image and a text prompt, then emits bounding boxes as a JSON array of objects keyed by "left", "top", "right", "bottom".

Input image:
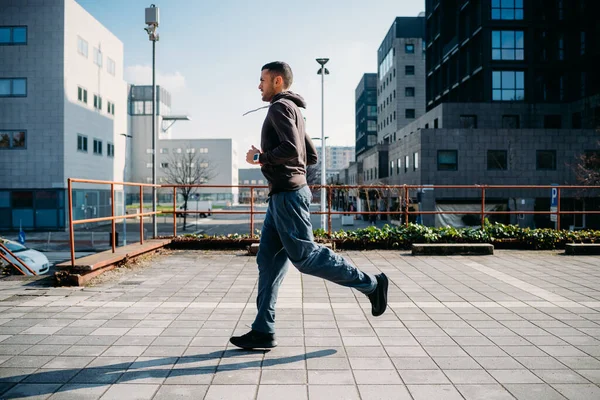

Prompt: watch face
[{"left": 254, "top": 153, "right": 260, "bottom": 161}]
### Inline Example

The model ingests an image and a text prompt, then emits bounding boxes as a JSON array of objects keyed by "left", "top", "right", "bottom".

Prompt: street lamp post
[
  {"left": 120, "top": 133, "right": 132, "bottom": 245},
  {"left": 316, "top": 58, "right": 329, "bottom": 230},
  {"left": 145, "top": 4, "right": 159, "bottom": 238}
]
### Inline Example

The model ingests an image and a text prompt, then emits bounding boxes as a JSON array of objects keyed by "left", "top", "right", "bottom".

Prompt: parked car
[
  {"left": 176, "top": 201, "right": 212, "bottom": 218},
  {"left": 0, "top": 239, "right": 50, "bottom": 275}
]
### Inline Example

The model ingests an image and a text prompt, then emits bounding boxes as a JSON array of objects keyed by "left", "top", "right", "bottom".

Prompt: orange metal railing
[
  {"left": 67, "top": 178, "right": 160, "bottom": 266},
  {"left": 66, "top": 180, "right": 600, "bottom": 267}
]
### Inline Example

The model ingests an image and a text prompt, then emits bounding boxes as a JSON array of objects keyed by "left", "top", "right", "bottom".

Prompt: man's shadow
[{"left": 0, "top": 348, "right": 337, "bottom": 399}]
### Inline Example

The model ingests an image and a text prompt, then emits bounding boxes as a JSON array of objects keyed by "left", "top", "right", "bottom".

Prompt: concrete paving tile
[
  {"left": 307, "top": 370, "right": 355, "bottom": 384},
  {"left": 444, "top": 369, "right": 496, "bottom": 384},
  {"left": 257, "top": 384, "right": 307, "bottom": 400},
  {"left": 204, "top": 384, "right": 257, "bottom": 400},
  {"left": 308, "top": 385, "right": 360, "bottom": 400},
  {"left": 574, "top": 369, "right": 600, "bottom": 383},
  {"left": 357, "top": 385, "right": 412, "bottom": 400},
  {"left": 489, "top": 369, "right": 543, "bottom": 383},
  {"left": 391, "top": 357, "right": 439, "bottom": 370},
  {"left": 212, "top": 369, "right": 260, "bottom": 385},
  {"left": 533, "top": 369, "right": 590, "bottom": 384},
  {"left": 399, "top": 369, "right": 450, "bottom": 384},
  {"left": 407, "top": 384, "right": 464, "bottom": 400},
  {"left": 99, "top": 383, "right": 159, "bottom": 400},
  {"left": 354, "top": 369, "right": 402, "bottom": 384},
  {"left": 70, "top": 368, "right": 123, "bottom": 384},
  {"left": 552, "top": 384, "right": 600, "bottom": 400},
  {"left": 23, "top": 369, "right": 81, "bottom": 383},
  {"left": 505, "top": 384, "right": 568, "bottom": 400},
  {"left": 47, "top": 384, "right": 109, "bottom": 400},
  {"left": 260, "top": 369, "right": 306, "bottom": 384},
  {"left": 456, "top": 384, "right": 516, "bottom": 400},
  {"left": 1, "top": 383, "right": 62, "bottom": 400}
]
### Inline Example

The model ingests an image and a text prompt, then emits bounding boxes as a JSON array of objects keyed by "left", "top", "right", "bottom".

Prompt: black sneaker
[
  {"left": 367, "top": 273, "right": 388, "bottom": 317},
  {"left": 229, "top": 329, "right": 277, "bottom": 350}
]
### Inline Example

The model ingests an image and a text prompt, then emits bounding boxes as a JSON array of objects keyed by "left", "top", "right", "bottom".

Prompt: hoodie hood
[{"left": 271, "top": 91, "right": 307, "bottom": 108}]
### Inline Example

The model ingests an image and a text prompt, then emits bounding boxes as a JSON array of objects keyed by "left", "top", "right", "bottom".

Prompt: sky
[{"left": 76, "top": 0, "right": 425, "bottom": 166}]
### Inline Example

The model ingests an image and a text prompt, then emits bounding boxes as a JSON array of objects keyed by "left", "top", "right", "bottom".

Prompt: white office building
[
  {"left": 0, "top": 0, "right": 127, "bottom": 231},
  {"left": 127, "top": 85, "right": 239, "bottom": 205},
  {"left": 315, "top": 146, "right": 355, "bottom": 180}
]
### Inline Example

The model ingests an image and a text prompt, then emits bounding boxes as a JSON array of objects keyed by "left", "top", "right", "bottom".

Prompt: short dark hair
[{"left": 261, "top": 61, "right": 293, "bottom": 89}]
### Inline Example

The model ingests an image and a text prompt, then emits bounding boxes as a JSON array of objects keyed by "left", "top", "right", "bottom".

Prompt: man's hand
[{"left": 246, "top": 145, "right": 261, "bottom": 165}]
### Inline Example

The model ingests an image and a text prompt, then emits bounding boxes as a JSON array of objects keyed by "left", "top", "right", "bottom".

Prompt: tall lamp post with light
[
  {"left": 316, "top": 58, "right": 329, "bottom": 230},
  {"left": 144, "top": 4, "right": 159, "bottom": 238}
]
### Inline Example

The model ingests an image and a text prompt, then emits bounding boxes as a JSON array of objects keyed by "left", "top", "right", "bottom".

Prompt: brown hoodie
[{"left": 258, "top": 91, "right": 318, "bottom": 195}]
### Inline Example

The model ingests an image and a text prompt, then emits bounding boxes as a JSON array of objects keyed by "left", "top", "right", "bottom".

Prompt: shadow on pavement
[{"left": 0, "top": 348, "right": 337, "bottom": 399}]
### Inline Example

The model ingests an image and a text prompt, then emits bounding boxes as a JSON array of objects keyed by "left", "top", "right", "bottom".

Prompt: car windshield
[{"left": 4, "top": 242, "right": 27, "bottom": 253}]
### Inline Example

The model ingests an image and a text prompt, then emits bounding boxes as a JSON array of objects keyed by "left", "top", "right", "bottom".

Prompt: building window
[
  {"left": 405, "top": 109, "right": 416, "bottom": 119},
  {"left": 77, "top": 135, "right": 88, "bottom": 152},
  {"left": 160, "top": 148, "right": 168, "bottom": 154},
  {"left": 405, "top": 65, "right": 415, "bottom": 75},
  {"left": 107, "top": 143, "right": 114, "bottom": 158},
  {"left": 160, "top": 162, "right": 169, "bottom": 168},
  {"left": 0, "top": 130, "right": 26, "bottom": 149},
  {"left": 397, "top": 158, "right": 401, "bottom": 174},
  {"left": 93, "top": 95, "right": 102, "bottom": 110},
  {"left": 572, "top": 112, "right": 582, "bottom": 129},
  {"left": 379, "top": 48, "right": 393, "bottom": 80},
  {"left": 558, "top": 34, "right": 564, "bottom": 60},
  {"left": 544, "top": 115, "right": 562, "bottom": 129},
  {"left": 77, "top": 87, "right": 88, "bottom": 103},
  {"left": 404, "top": 155, "right": 410, "bottom": 173},
  {"left": 146, "top": 163, "right": 153, "bottom": 168},
  {"left": 405, "top": 44, "right": 415, "bottom": 54},
  {"left": 93, "top": 139, "right": 103, "bottom": 155},
  {"left": 107, "top": 101, "right": 115, "bottom": 115},
  {"left": 186, "top": 148, "right": 196, "bottom": 154},
  {"left": 487, "top": 150, "right": 508, "bottom": 170},
  {"left": 390, "top": 160, "right": 394, "bottom": 176},
  {"left": 438, "top": 150, "right": 458, "bottom": 171},
  {"left": 77, "top": 36, "right": 88, "bottom": 57},
  {"left": 413, "top": 153, "right": 419, "bottom": 170},
  {"left": 0, "top": 78, "right": 26, "bottom": 97},
  {"left": 0, "top": 26, "right": 27, "bottom": 45},
  {"left": 492, "top": 71, "right": 524, "bottom": 101},
  {"left": 405, "top": 87, "right": 415, "bottom": 97},
  {"left": 492, "top": 31, "right": 524, "bottom": 60},
  {"left": 460, "top": 115, "right": 478, "bottom": 129},
  {"left": 502, "top": 115, "right": 520, "bottom": 128},
  {"left": 107, "top": 57, "right": 116, "bottom": 75},
  {"left": 491, "top": 0, "right": 524, "bottom": 20},
  {"left": 93, "top": 47, "right": 103, "bottom": 67},
  {"left": 536, "top": 150, "right": 556, "bottom": 170}
]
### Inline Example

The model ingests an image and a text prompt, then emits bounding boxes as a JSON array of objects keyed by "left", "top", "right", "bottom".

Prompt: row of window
[
  {"left": 378, "top": 44, "right": 418, "bottom": 80},
  {"left": 0, "top": 78, "right": 26, "bottom": 97},
  {"left": 434, "top": 149, "right": 560, "bottom": 171},
  {"left": 150, "top": 148, "right": 210, "bottom": 155},
  {"left": 390, "top": 153, "right": 420, "bottom": 176},
  {"left": 77, "top": 134, "right": 114, "bottom": 157},
  {"left": 77, "top": 36, "right": 116, "bottom": 76},
  {"left": 0, "top": 26, "right": 27, "bottom": 45},
  {"left": 0, "top": 131, "right": 26, "bottom": 150},
  {"left": 379, "top": 109, "right": 416, "bottom": 131},
  {"left": 378, "top": 66, "right": 416, "bottom": 96},
  {"left": 149, "top": 162, "right": 210, "bottom": 169},
  {"left": 77, "top": 86, "right": 115, "bottom": 115}
]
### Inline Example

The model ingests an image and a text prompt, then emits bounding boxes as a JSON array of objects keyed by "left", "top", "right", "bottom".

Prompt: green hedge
[
  {"left": 316, "top": 221, "right": 600, "bottom": 250},
  {"left": 169, "top": 221, "right": 600, "bottom": 251}
]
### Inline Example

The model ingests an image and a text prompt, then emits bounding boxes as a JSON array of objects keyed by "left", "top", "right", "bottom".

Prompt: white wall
[{"left": 63, "top": 0, "right": 127, "bottom": 189}]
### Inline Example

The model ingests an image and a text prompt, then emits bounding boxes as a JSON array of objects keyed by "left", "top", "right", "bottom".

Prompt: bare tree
[
  {"left": 574, "top": 147, "right": 600, "bottom": 186},
  {"left": 162, "top": 146, "right": 216, "bottom": 231}
]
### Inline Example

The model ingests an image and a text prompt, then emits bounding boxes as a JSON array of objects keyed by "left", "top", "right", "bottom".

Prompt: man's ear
[{"left": 275, "top": 75, "right": 283, "bottom": 87}]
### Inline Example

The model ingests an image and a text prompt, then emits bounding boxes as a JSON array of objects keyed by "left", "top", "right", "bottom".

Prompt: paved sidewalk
[{"left": 0, "top": 250, "right": 600, "bottom": 399}]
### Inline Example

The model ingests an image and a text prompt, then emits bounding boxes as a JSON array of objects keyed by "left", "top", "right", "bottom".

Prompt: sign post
[{"left": 550, "top": 184, "right": 558, "bottom": 226}]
